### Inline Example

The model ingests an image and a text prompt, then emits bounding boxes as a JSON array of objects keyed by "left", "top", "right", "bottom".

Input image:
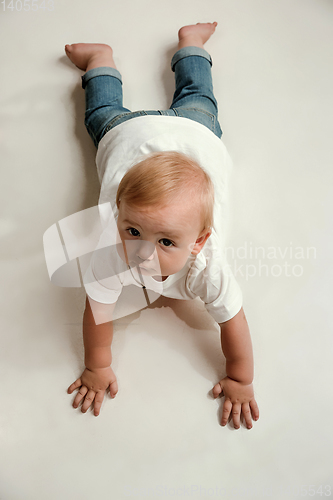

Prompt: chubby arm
[
  {"left": 83, "top": 296, "right": 115, "bottom": 369},
  {"left": 212, "top": 307, "right": 259, "bottom": 429},
  {"left": 220, "top": 307, "right": 253, "bottom": 385},
  {"left": 67, "top": 296, "right": 118, "bottom": 416}
]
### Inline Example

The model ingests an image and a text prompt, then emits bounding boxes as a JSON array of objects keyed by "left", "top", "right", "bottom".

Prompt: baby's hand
[
  {"left": 67, "top": 366, "right": 118, "bottom": 416},
  {"left": 212, "top": 376, "right": 259, "bottom": 429}
]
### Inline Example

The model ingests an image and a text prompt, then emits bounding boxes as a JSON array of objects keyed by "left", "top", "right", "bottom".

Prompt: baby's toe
[{"left": 64, "top": 45, "right": 73, "bottom": 57}]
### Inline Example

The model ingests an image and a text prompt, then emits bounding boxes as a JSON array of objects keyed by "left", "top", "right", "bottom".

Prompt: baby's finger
[
  {"left": 81, "top": 390, "right": 96, "bottom": 413},
  {"left": 242, "top": 403, "right": 253, "bottom": 429},
  {"left": 93, "top": 391, "right": 104, "bottom": 416},
  {"left": 221, "top": 399, "right": 232, "bottom": 426},
  {"left": 67, "top": 377, "right": 82, "bottom": 394},
  {"left": 250, "top": 399, "right": 260, "bottom": 421},
  {"left": 73, "top": 386, "right": 88, "bottom": 408},
  {"left": 109, "top": 379, "right": 118, "bottom": 398},
  {"left": 232, "top": 403, "right": 241, "bottom": 429},
  {"left": 212, "top": 382, "right": 223, "bottom": 398}
]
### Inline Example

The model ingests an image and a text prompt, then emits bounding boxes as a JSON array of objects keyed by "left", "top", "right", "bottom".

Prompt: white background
[{"left": 0, "top": 0, "right": 332, "bottom": 499}]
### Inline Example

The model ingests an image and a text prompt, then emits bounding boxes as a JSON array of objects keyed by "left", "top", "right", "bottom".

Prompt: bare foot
[
  {"left": 64, "top": 43, "right": 116, "bottom": 72},
  {"left": 178, "top": 22, "right": 218, "bottom": 50}
]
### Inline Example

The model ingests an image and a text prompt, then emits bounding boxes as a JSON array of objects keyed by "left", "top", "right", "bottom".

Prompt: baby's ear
[{"left": 191, "top": 228, "right": 212, "bottom": 255}]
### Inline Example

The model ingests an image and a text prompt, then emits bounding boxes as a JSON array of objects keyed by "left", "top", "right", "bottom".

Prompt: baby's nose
[{"left": 136, "top": 240, "right": 155, "bottom": 261}]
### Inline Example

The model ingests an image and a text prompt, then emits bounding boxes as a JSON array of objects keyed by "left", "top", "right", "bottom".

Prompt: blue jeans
[{"left": 81, "top": 46, "right": 222, "bottom": 148}]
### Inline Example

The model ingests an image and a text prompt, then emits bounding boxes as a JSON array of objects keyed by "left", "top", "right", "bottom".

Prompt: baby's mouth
[
  {"left": 138, "top": 264, "right": 155, "bottom": 272},
  {"left": 129, "top": 259, "right": 155, "bottom": 272}
]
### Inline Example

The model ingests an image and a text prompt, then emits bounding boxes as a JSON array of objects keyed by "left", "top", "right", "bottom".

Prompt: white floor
[{"left": 1, "top": 1, "right": 333, "bottom": 499}]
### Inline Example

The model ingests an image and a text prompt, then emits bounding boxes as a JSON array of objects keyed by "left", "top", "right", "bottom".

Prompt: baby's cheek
[
  {"left": 170, "top": 250, "right": 186, "bottom": 268},
  {"left": 156, "top": 252, "right": 170, "bottom": 270}
]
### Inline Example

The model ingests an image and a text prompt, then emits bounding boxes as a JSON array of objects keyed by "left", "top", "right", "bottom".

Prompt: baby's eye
[
  {"left": 159, "top": 238, "right": 174, "bottom": 247},
  {"left": 128, "top": 227, "right": 140, "bottom": 237}
]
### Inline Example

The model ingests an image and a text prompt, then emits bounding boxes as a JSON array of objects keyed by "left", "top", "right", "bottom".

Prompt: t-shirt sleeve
[{"left": 186, "top": 248, "right": 243, "bottom": 324}]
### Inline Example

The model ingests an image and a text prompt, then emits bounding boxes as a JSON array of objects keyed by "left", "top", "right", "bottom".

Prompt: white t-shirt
[{"left": 83, "top": 115, "right": 242, "bottom": 324}]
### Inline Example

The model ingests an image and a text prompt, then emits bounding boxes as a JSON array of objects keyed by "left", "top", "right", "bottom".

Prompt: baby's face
[{"left": 117, "top": 198, "right": 209, "bottom": 280}]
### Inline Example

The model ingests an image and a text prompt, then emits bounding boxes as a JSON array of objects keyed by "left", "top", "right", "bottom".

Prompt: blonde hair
[{"left": 116, "top": 151, "right": 214, "bottom": 232}]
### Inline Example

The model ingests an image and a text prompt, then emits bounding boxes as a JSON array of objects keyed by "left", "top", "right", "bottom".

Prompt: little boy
[{"left": 65, "top": 22, "right": 259, "bottom": 428}]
